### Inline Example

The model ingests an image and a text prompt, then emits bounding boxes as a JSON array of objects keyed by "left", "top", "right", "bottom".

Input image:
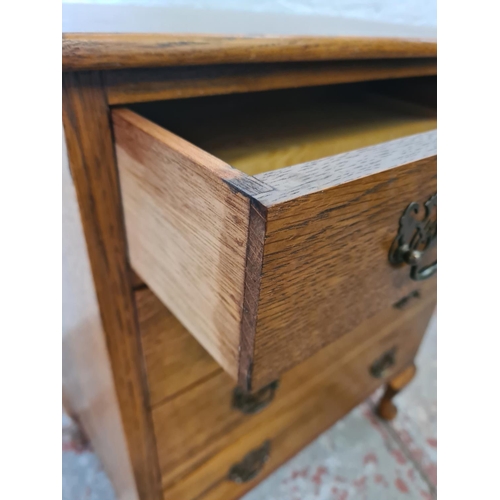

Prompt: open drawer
[{"left": 112, "top": 82, "right": 437, "bottom": 392}]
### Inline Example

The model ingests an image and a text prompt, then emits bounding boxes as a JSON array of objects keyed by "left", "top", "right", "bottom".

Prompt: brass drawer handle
[
  {"left": 232, "top": 380, "right": 279, "bottom": 415},
  {"left": 389, "top": 194, "right": 437, "bottom": 281},
  {"left": 370, "top": 347, "right": 397, "bottom": 379},
  {"left": 228, "top": 440, "right": 271, "bottom": 483},
  {"left": 393, "top": 290, "right": 420, "bottom": 309}
]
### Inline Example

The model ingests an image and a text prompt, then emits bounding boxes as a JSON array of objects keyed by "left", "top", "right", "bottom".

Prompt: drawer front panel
[
  {"left": 135, "top": 282, "right": 436, "bottom": 499},
  {"left": 250, "top": 152, "right": 437, "bottom": 389}
]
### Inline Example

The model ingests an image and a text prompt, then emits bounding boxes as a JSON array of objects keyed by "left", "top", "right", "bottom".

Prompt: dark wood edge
[
  {"left": 63, "top": 34, "right": 437, "bottom": 72},
  {"left": 223, "top": 176, "right": 274, "bottom": 393},
  {"left": 104, "top": 58, "right": 437, "bottom": 105},
  {"left": 236, "top": 198, "right": 268, "bottom": 393},
  {"left": 62, "top": 71, "right": 162, "bottom": 500}
]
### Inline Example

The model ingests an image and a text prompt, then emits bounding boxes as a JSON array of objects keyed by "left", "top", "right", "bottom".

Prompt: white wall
[{"left": 63, "top": 0, "right": 436, "bottom": 27}]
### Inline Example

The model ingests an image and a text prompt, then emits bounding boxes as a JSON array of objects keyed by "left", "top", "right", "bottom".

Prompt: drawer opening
[
  {"left": 113, "top": 76, "right": 436, "bottom": 392},
  {"left": 129, "top": 77, "right": 436, "bottom": 176}
]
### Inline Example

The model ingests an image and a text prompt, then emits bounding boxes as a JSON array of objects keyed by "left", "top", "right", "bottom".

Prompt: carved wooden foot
[{"left": 376, "top": 363, "right": 417, "bottom": 421}]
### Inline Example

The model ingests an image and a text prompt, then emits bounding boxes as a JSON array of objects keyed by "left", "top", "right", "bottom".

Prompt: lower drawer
[{"left": 136, "top": 283, "right": 436, "bottom": 500}]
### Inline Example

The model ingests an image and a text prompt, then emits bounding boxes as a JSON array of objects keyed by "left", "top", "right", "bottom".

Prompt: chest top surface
[{"left": 62, "top": 3, "right": 436, "bottom": 71}]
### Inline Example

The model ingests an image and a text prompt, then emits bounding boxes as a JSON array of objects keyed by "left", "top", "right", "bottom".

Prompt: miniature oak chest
[{"left": 62, "top": 5, "right": 437, "bottom": 500}]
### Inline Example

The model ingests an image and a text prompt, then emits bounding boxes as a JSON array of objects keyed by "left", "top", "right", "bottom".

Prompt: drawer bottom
[{"left": 136, "top": 286, "right": 436, "bottom": 500}]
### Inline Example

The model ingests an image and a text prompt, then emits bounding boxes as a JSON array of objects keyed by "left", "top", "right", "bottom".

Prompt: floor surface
[{"left": 62, "top": 314, "right": 436, "bottom": 500}]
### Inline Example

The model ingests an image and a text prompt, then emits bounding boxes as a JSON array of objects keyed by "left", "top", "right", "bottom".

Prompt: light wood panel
[
  {"left": 202, "top": 94, "right": 436, "bottom": 175},
  {"left": 132, "top": 85, "right": 436, "bottom": 176},
  {"left": 112, "top": 108, "right": 260, "bottom": 379},
  {"left": 62, "top": 72, "right": 162, "bottom": 500},
  {"left": 105, "top": 59, "right": 437, "bottom": 105},
  {"left": 136, "top": 289, "right": 222, "bottom": 407},
  {"left": 254, "top": 130, "right": 437, "bottom": 203},
  {"left": 134, "top": 286, "right": 436, "bottom": 499}
]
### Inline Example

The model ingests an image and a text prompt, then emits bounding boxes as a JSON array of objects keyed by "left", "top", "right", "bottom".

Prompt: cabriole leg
[{"left": 376, "top": 363, "right": 417, "bottom": 421}]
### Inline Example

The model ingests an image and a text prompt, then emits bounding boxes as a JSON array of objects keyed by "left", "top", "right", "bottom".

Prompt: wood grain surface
[
  {"left": 116, "top": 87, "right": 436, "bottom": 391},
  {"left": 112, "top": 108, "right": 254, "bottom": 379},
  {"left": 254, "top": 130, "right": 437, "bottom": 203},
  {"left": 105, "top": 58, "right": 437, "bottom": 105},
  {"left": 62, "top": 72, "right": 161, "bottom": 500},
  {"left": 61, "top": 20, "right": 438, "bottom": 500},
  {"left": 135, "top": 284, "right": 436, "bottom": 499},
  {"left": 250, "top": 152, "right": 437, "bottom": 389},
  {"left": 63, "top": 33, "right": 436, "bottom": 72},
  {"left": 136, "top": 289, "right": 222, "bottom": 407},
  {"left": 135, "top": 85, "right": 436, "bottom": 176}
]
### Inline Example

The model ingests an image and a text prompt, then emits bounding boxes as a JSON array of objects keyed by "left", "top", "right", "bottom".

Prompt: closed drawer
[
  {"left": 136, "top": 281, "right": 436, "bottom": 499},
  {"left": 113, "top": 83, "right": 437, "bottom": 391}
]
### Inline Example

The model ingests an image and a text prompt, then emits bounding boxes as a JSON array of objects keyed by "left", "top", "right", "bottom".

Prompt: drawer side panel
[{"left": 113, "top": 109, "right": 251, "bottom": 379}]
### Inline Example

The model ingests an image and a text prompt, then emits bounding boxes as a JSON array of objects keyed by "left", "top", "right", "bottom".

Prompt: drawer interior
[{"left": 130, "top": 78, "right": 437, "bottom": 176}]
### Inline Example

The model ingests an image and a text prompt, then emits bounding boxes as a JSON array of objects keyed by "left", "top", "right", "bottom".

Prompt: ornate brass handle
[
  {"left": 232, "top": 381, "right": 279, "bottom": 415},
  {"left": 370, "top": 347, "right": 397, "bottom": 379},
  {"left": 228, "top": 440, "right": 271, "bottom": 483},
  {"left": 389, "top": 194, "right": 437, "bottom": 281}
]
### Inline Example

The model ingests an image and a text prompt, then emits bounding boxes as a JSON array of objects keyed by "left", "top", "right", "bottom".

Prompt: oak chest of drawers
[{"left": 62, "top": 8, "right": 437, "bottom": 500}]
